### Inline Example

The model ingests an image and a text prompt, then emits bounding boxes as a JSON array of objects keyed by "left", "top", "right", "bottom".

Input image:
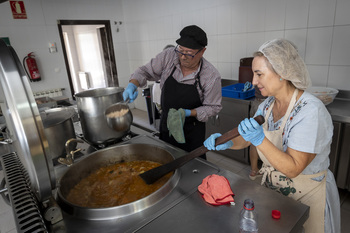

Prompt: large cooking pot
[
  {"left": 40, "top": 107, "right": 76, "bottom": 160},
  {"left": 57, "top": 143, "right": 180, "bottom": 220},
  {"left": 75, "top": 87, "right": 128, "bottom": 145}
]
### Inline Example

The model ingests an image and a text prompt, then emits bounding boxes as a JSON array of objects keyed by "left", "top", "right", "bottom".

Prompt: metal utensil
[
  {"left": 140, "top": 115, "right": 265, "bottom": 185},
  {"left": 105, "top": 99, "right": 133, "bottom": 132}
]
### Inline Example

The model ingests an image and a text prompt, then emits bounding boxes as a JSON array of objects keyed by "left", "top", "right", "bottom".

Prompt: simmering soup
[{"left": 66, "top": 160, "right": 172, "bottom": 208}]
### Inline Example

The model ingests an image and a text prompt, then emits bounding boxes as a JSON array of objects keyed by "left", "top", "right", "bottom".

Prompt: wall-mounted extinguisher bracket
[{"left": 23, "top": 52, "right": 41, "bottom": 82}]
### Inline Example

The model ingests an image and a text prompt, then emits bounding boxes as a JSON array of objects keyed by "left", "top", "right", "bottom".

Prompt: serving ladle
[{"left": 105, "top": 99, "right": 133, "bottom": 132}]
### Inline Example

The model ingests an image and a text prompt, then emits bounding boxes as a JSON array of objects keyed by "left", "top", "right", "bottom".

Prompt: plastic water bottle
[{"left": 239, "top": 199, "right": 258, "bottom": 233}]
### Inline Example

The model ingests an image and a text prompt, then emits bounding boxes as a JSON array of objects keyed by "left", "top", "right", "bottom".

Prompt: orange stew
[{"left": 66, "top": 160, "right": 172, "bottom": 208}]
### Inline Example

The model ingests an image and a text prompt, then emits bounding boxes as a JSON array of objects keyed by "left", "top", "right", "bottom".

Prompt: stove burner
[
  {"left": 50, "top": 121, "right": 140, "bottom": 167},
  {"left": 78, "top": 131, "right": 139, "bottom": 150},
  {"left": 52, "top": 131, "right": 139, "bottom": 167}
]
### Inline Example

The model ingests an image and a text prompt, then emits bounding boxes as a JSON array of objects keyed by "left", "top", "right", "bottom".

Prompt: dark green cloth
[{"left": 167, "top": 108, "right": 186, "bottom": 143}]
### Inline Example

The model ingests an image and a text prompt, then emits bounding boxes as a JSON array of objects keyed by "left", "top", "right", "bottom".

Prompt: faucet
[{"left": 58, "top": 138, "right": 84, "bottom": 166}]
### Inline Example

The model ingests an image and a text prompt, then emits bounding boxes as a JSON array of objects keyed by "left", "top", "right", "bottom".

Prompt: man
[{"left": 123, "top": 25, "right": 222, "bottom": 158}]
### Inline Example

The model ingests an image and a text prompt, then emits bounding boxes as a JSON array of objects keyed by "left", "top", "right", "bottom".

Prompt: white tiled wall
[
  {"left": 121, "top": 0, "right": 350, "bottom": 112},
  {"left": 308, "top": 0, "right": 336, "bottom": 27},
  {"left": 335, "top": 0, "right": 350, "bottom": 25},
  {"left": 285, "top": 0, "right": 310, "bottom": 29},
  {"left": 305, "top": 27, "right": 333, "bottom": 65},
  {"left": 265, "top": 0, "right": 287, "bottom": 31},
  {"left": 331, "top": 25, "right": 350, "bottom": 66},
  {"left": 0, "top": 0, "right": 349, "bottom": 112}
]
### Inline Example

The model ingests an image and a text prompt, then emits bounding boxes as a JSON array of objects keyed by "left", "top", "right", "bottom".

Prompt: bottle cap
[
  {"left": 272, "top": 210, "right": 281, "bottom": 219},
  {"left": 243, "top": 199, "right": 255, "bottom": 210}
]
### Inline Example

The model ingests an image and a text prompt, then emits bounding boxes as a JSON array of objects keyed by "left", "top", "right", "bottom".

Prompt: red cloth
[{"left": 198, "top": 174, "right": 234, "bottom": 205}]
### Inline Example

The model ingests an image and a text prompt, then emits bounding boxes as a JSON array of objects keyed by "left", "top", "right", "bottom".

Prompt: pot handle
[
  {"left": 65, "top": 138, "right": 84, "bottom": 156},
  {"left": 58, "top": 138, "right": 84, "bottom": 166}
]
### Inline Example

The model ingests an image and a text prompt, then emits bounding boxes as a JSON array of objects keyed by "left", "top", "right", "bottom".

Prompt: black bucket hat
[{"left": 176, "top": 25, "right": 207, "bottom": 50}]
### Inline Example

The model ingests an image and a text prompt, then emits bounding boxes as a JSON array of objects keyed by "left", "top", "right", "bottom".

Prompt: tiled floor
[{"left": 0, "top": 108, "right": 349, "bottom": 232}]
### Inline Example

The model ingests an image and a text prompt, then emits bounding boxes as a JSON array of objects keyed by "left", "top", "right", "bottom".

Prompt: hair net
[{"left": 258, "top": 38, "right": 311, "bottom": 90}]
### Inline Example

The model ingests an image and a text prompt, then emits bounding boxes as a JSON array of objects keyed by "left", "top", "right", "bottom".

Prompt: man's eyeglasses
[{"left": 174, "top": 45, "right": 203, "bottom": 59}]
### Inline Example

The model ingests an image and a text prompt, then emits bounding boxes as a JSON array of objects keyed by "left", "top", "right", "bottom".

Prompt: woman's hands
[
  {"left": 203, "top": 133, "right": 234, "bottom": 151},
  {"left": 204, "top": 109, "right": 265, "bottom": 151},
  {"left": 238, "top": 118, "right": 265, "bottom": 146}
]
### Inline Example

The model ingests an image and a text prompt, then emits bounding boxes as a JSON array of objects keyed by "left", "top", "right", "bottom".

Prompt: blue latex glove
[
  {"left": 123, "top": 83, "right": 138, "bottom": 103},
  {"left": 243, "top": 81, "right": 252, "bottom": 92},
  {"left": 184, "top": 109, "right": 191, "bottom": 117},
  {"left": 204, "top": 133, "right": 234, "bottom": 151},
  {"left": 238, "top": 118, "right": 265, "bottom": 146}
]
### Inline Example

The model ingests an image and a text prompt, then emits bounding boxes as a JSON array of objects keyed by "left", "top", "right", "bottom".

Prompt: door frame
[{"left": 57, "top": 19, "right": 118, "bottom": 98}]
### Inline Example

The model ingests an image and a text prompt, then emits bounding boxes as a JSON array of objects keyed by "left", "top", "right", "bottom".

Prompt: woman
[{"left": 204, "top": 39, "right": 340, "bottom": 232}]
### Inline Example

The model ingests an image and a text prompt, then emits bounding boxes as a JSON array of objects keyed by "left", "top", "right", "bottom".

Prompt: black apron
[{"left": 159, "top": 64, "right": 206, "bottom": 159}]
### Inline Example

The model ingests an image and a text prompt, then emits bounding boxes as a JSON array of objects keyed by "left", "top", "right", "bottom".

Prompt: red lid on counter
[{"left": 272, "top": 210, "right": 281, "bottom": 219}]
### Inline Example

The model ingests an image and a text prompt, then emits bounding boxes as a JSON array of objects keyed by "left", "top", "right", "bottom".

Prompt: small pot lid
[{"left": 41, "top": 107, "right": 76, "bottom": 127}]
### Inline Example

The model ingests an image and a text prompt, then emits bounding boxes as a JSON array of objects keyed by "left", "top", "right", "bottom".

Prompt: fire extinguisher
[{"left": 23, "top": 52, "right": 41, "bottom": 82}]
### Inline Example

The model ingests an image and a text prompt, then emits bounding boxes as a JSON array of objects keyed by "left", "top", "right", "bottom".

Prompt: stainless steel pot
[
  {"left": 75, "top": 87, "right": 128, "bottom": 145},
  {"left": 41, "top": 107, "right": 77, "bottom": 160},
  {"left": 57, "top": 143, "right": 180, "bottom": 220}
]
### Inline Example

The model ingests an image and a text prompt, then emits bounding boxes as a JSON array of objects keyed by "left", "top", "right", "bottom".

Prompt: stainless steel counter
[
  {"left": 138, "top": 169, "right": 309, "bottom": 233},
  {"left": 326, "top": 91, "right": 350, "bottom": 190},
  {"left": 54, "top": 135, "right": 309, "bottom": 233},
  {"left": 327, "top": 98, "right": 350, "bottom": 124}
]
